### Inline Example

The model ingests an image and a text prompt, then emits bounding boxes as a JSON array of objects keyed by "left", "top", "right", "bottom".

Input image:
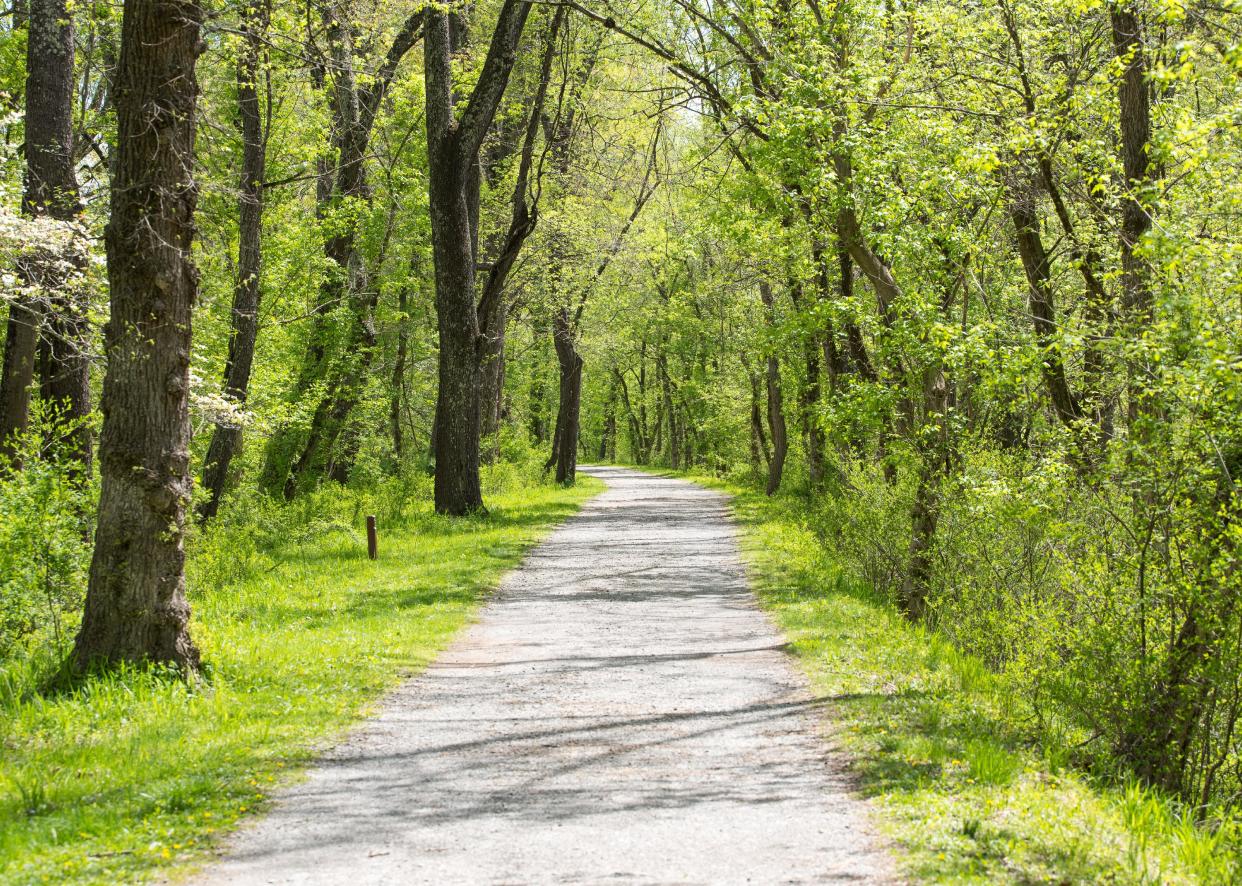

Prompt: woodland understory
[{"left": 0, "top": 0, "right": 1239, "bottom": 869}]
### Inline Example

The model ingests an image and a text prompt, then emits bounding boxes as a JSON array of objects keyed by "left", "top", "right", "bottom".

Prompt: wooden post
[{"left": 366, "top": 515, "right": 378, "bottom": 560}]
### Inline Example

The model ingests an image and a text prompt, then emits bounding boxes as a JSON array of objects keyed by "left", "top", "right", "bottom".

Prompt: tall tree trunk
[
  {"left": 998, "top": 0, "right": 1114, "bottom": 440},
  {"left": 1110, "top": 1, "right": 1157, "bottom": 427},
  {"left": 551, "top": 309, "right": 583, "bottom": 483},
  {"left": 479, "top": 297, "right": 506, "bottom": 444},
  {"left": 425, "top": 0, "right": 530, "bottom": 514},
  {"left": 199, "top": 2, "right": 268, "bottom": 522},
  {"left": 745, "top": 360, "right": 771, "bottom": 470},
  {"left": 599, "top": 375, "right": 616, "bottom": 461},
  {"left": 900, "top": 365, "right": 949, "bottom": 620},
  {"left": 790, "top": 280, "right": 825, "bottom": 488},
  {"left": 476, "top": 8, "right": 563, "bottom": 456},
  {"left": 759, "top": 282, "right": 787, "bottom": 495},
  {"left": 72, "top": 0, "right": 204, "bottom": 671},
  {"left": 1007, "top": 186, "right": 1084, "bottom": 430},
  {"left": 529, "top": 325, "right": 548, "bottom": 444},
  {"left": 390, "top": 277, "right": 411, "bottom": 462},
  {"left": 613, "top": 366, "right": 645, "bottom": 463},
  {"left": 0, "top": 302, "right": 39, "bottom": 468},
  {"left": 659, "top": 354, "right": 679, "bottom": 469},
  {"left": 1, "top": 0, "right": 87, "bottom": 470}
]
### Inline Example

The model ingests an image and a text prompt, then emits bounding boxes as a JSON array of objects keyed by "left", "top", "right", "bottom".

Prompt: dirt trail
[{"left": 193, "top": 466, "right": 895, "bottom": 885}]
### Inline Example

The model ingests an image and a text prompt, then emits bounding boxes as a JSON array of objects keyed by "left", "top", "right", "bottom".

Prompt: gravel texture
[{"left": 192, "top": 466, "right": 896, "bottom": 885}]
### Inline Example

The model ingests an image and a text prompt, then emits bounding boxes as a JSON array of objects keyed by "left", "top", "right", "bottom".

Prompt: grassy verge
[
  {"left": 0, "top": 476, "right": 602, "bottom": 885},
  {"left": 655, "top": 469, "right": 1234, "bottom": 884}
]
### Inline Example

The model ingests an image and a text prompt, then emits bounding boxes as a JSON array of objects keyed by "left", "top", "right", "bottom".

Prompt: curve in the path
[{"left": 193, "top": 466, "right": 895, "bottom": 885}]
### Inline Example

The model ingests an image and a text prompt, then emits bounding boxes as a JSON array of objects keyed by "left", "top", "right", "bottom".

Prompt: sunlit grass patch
[{"left": 0, "top": 476, "right": 601, "bottom": 885}]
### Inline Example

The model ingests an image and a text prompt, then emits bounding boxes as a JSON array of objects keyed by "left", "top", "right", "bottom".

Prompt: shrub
[{"left": 0, "top": 419, "right": 94, "bottom": 664}]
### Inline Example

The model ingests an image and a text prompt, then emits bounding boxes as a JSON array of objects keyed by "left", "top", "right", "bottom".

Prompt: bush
[
  {"left": 0, "top": 421, "right": 94, "bottom": 664},
  {"left": 804, "top": 437, "right": 1242, "bottom": 818}
]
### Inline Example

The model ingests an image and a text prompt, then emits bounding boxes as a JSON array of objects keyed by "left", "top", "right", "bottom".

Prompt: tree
[
  {"left": 0, "top": 0, "right": 89, "bottom": 471},
  {"left": 198, "top": 0, "right": 269, "bottom": 522},
  {"left": 72, "top": 0, "right": 205, "bottom": 670},
  {"left": 424, "top": 0, "right": 531, "bottom": 514},
  {"left": 269, "top": 5, "right": 425, "bottom": 497}
]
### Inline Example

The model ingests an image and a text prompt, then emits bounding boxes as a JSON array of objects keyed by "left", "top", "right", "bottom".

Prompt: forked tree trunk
[
  {"left": 1, "top": 0, "right": 88, "bottom": 470},
  {"left": 199, "top": 2, "right": 267, "bottom": 522},
  {"left": 424, "top": 0, "right": 530, "bottom": 514},
  {"left": 264, "top": 9, "right": 423, "bottom": 495},
  {"left": 72, "top": 0, "right": 204, "bottom": 671},
  {"left": 613, "top": 367, "right": 645, "bottom": 462},
  {"left": 476, "top": 9, "right": 563, "bottom": 454}
]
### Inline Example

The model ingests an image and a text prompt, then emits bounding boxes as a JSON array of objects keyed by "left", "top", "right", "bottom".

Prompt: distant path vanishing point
[{"left": 193, "top": 466, "right": 895, "bottom": 885}]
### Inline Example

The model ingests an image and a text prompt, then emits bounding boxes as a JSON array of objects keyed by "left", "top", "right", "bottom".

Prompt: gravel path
[{"left": 193, "top": 466, "right": 895, "bottom": 885}]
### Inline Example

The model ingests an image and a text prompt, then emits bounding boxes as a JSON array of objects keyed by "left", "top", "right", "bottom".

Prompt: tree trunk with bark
[
  {"left": 476, "top": 8, "right": 564, "bottom": 454},
  {"left": 759, "top": 282, "right": 787, "bottom": 495},
  {"left": 1110, "top": 1, "right": 1157, "bottom": 428},
  {"left": 424, "top": 0, "right": 531, "bottom": 514},
  {"left": 1, "top": 0, "right": 88, "bottom": 471},
  {"left": 390, "top": 274, "right": 412, "bottom": 462},
  {"left": 551, "top": 310, "right": 583, "bottom": 483},
  {"left": 900, "top": 365, "right": 950, "bottom": 620},
  {"left": 199, "top": 2, "right": 267, "bottom": 522},
  {"left": 479, "top": 299, "right": 506, "bottom": 444},
  {"left": 789, "top": 280, "right": 825, "bottom": 488},
  {"left": 72, "top": 0, "right": 204, "bottom": 671},
  {"left": 744, "top": 358, "right": 771, "bottom": 471},
  {"left": 599, "top": 374, "right": 617, "bottom": 461},
  {"left": 1007, "top": 186, "right": 1084, "bottom": 430},
  {"left": 264, "top": 9, "right": 423, "bottom": 495},
  {"left": 659, "top": 353, "right": 680, "bottom": 469}
]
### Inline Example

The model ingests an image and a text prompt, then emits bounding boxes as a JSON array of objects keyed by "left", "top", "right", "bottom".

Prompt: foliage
[
  {"left": 688, "top": 470, "right": 1242, "bottom": 883},
  {"left": 0, "top": 410, "right": 94, "bottom": 664}
]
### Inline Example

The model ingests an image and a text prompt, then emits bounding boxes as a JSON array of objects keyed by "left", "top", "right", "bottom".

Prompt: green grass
[
  {"left": 656, "top": 469, "right": 1239, "bottom": 885},
  {"left": 0, "top": 476, "right": 602, "bottom": 885}
]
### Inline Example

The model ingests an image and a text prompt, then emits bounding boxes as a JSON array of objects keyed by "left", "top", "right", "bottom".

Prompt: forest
[{"left": 0, "top": 0, "right": 1240, "bottom": 881}]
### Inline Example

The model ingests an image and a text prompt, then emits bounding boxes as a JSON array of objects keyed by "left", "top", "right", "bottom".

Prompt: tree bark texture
[
  {"left": 263, "top": 8, "right": 422, "bottom": 495},
  {"left": 1008, "top": 187, "right": 1084, "bottom": 430},
  {"left": 390, "top": 275, "right": 412, "bottom": 462},
  {"left": 425, "top": 0, "right": 531, "bottom": 513},
  {"left": 1110, "top": 1, "right": 1157, "bottom": 427},
  {"left": 551, "top": 309, "right": 583, "bottom": 483},
  {"left": 73, "top": 0, "right": 204, "bottom": 671},
  {"left": 476, "top": 8, "right": 564, "bottom": 447}
]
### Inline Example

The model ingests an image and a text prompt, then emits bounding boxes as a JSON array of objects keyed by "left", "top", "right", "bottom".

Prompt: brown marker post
[{"left": 366, "top": 515, "right": 378, "bottom": 560}]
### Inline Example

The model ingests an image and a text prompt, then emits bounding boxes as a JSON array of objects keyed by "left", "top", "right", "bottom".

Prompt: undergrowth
[
  {"left": 0, "top": 464, "right": 601, "bottom": 885},
  {"left": 666, "top": 468, "right": 1241, "bottom": 884}
]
